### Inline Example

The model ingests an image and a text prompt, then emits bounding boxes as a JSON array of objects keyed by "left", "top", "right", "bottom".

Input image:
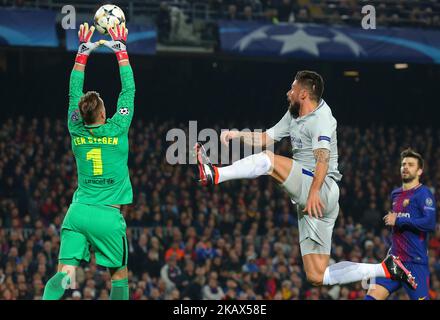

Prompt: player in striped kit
[{"left": 366, "top": 149, "right": 436, "bottom": 300}]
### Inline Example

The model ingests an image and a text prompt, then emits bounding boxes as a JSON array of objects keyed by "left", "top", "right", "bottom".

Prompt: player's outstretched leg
[
  {"left": 195, "top": 143, "right": 272, "bottom": 186},
  {"left": 320, "top": 260, "right": 387, "bottom": 286},
  {"left": 109, "top": 266, "right": 129, "bottom": 300},
  {"left": 42, "top": 264, "right": 76, "bottom": 300},
  {"left": 319, "top": 255, "right": 417, "bottom": 289}
]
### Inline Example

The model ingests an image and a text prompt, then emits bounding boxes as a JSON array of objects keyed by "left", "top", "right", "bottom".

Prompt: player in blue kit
[{"left": 366, "top": 148, "right": 436, "bottom": 300}]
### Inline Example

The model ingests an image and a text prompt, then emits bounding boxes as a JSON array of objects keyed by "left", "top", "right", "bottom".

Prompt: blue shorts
[{"left": 375, "top": 262, "right": 430, "bottom": 300}]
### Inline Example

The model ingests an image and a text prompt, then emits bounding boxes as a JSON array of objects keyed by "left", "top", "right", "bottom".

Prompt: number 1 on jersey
[{"left": 86, "top": 148, "right": 103, "bottom": 175}]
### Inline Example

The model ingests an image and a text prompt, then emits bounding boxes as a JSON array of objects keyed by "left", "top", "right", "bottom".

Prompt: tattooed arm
[
  {"left": 220, "top": 111, "right": 292, "bottom": 148},
  {"left": 220, "top": 130, "right": 275, "bottom": 148},
  {"left": 303, "top": 148, "right": 330, "bottom": 218},
  {"left": 311, "top": 148, "right": 330, "bottom": 193}
]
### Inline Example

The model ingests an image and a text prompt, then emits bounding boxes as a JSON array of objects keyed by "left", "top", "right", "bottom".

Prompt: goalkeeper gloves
[
  {"left": 75, "top": 23, "right": 99, "bottom": 65},
  {"left": 103, "top": 22, "right": 129, "bottom": 63}
]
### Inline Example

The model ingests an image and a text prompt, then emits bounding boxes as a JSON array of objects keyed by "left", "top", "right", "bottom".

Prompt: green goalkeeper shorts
[{"left": 59, "top": 203, "right": 128, "bottom": 269}]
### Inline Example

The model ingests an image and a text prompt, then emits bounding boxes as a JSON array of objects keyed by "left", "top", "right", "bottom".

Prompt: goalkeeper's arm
[
  {"left": 73, "top": 23, "right": 99, "bottom": 72},
  {"left": 104, "top": 23, "right": 135, "bottom": 130},
  {"left": 68, "top": 23, "right": 100, "bottom": 130},
  {"left": 70, "top": 23, "right": 96, "bottom": 113}
]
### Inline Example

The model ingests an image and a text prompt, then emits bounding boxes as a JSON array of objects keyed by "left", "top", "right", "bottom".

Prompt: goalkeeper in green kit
[{"left": 42, "top": 22, "right": 135, "bottom": 300}]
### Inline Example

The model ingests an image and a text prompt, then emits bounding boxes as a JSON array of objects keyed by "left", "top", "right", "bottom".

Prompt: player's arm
[
  {"left": 68, "top": 23, "right": 99, "bottom": 128},
  {"left": 303, "top": 149, "right": 329, "bottom": 218},
  {"left": 395, "top": 194, "right": 436, "bottom": 232},
  {"left": 220, "top": 111, "right": 291, "bottom": 148},
  {"left": 103, "top": 23, "right": 135, "bottom": 131},
  {"left": 221, "top": 131, "right": 274, "bottom": 148},
  {"left": 304, "top": 118, "right": 333, "bottom": 218}
]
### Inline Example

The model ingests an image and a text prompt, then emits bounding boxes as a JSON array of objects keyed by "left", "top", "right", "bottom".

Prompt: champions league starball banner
[
  {"left": 0, "top": 8, "right": 59, "bottom": 47},
  {"left": 219, "top": 21, "right": 440, "bottom": 64},
  {"left": 66, "top": 23, "right": 157, "bottom": 56}
]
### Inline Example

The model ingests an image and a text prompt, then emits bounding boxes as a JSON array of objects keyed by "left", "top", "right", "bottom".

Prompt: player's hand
[
  {"left": 303, "top": 189, "right": 324, "bottom": 219},
  {"left": 384, "top": 211, "right": 397, "bottom": 226},
  {"left": 103, "top": 22, "right": 128, "bottom": 53},
  {"left": 77, "top": 23, "right": 98, "bottom": 56},
  {"left": 220, "top": 130, "right": 239, "bottom": 146}
]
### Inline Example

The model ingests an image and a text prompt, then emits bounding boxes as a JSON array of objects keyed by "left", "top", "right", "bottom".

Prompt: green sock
[
  {"left": 42, "top": 272, "right": 70, "bottom": 300},
  {"left": 110, "top": 278, "right": 129, "bottom": 300}
]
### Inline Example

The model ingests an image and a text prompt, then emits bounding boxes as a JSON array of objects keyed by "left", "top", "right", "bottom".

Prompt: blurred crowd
[
  {"left": 197, "top": 0, "right": 440, "bottom": 27},
  {"left": 1, "top": 117, "right": 440, "bottom": 300}
]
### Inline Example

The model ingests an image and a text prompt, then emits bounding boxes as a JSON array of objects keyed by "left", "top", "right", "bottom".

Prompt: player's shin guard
[
  {"left": 42, "top": 272, "right": 70, "bottom": 300},
  {"left": 322, "top": 262, "right": 385, "bottom": 286},
  {"left": 217, "top": 152, "right": 272, "bottom": 184},
  {"left": 110, "top": 278, "right": 129, "bottom": 300}
]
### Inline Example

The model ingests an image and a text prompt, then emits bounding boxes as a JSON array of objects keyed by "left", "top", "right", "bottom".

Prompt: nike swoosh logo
[{"left": 418, "top": 297, "right": 426, "bottom": 300}]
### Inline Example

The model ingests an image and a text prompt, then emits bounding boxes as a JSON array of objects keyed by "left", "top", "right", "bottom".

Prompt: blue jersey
[{"left": 390, "top": 184, "right": 436, "bottom": 264}]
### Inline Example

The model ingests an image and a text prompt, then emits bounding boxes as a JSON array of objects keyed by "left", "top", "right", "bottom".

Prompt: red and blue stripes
[{"left": 390, "top": 185, "right": 431, "bottom": 264}]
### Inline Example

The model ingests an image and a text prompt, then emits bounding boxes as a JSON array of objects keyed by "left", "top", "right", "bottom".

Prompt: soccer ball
[{"left": 94, "top": 4, "right": 126, "bottom": 35}]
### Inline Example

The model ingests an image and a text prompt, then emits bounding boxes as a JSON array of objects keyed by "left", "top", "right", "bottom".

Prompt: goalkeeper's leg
[
  {"left": 109, "top": 266, "right": 129, "bottom": 300},
  {"left": 42, "top": 263, "right": 77, "bottom": 300}
]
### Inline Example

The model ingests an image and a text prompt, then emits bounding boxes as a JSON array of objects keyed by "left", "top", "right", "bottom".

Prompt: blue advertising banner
[
  {"left": 66, "top": 23, "right": 157, "bottom": 55},
  {"left": 0, "top": 8, "right": 59, "bottom": 47},
  {"left": 219, "top": 21, "right": 440, "bottom": 64}
]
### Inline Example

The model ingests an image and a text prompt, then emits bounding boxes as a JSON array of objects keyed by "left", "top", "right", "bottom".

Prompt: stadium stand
[{"left": 2, "top": 0, "right": 440, "bottom": 34}]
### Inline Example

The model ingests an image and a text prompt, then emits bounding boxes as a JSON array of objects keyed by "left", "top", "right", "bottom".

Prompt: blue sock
[{"left": 364, "top": 295, "right": 376, "bottom": 300}]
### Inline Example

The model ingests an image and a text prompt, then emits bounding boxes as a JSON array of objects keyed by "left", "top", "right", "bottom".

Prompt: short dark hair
[
  {"left": 79, "top": 91, "right": 103, "bottom": 125},
  {"left": 401, "top": 148, "right": 424, "bottom": 169},
  {"left": 294, "top": 70, "right": 324, "bottom": 102}
]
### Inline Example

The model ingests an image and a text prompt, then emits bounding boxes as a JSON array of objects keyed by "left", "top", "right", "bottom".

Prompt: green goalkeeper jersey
[{"left": 67, "top": 65, "right": 135, "bottom": 205}]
